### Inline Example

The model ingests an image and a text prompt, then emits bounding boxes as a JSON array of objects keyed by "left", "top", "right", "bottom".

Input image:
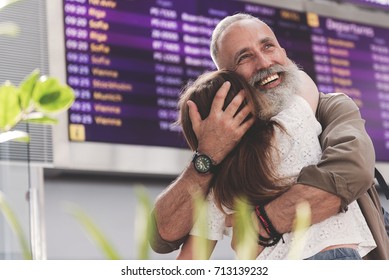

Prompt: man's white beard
[{"left": 249, "top": 60, "right": 302, "bottom": 118}]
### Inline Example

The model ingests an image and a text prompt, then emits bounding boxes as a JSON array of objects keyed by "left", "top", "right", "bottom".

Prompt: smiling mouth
[{"left": 259, "top": 73, "right": 280, "bottom": 86}]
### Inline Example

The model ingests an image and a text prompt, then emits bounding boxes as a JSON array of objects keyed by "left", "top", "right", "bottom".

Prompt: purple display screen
[
  {"left": 309, "top": 14, "right": 389, "bottom": 161},
  {"left": 63, "top": 0, "right": 389, "bottom": 161},
  {"left": 342, "top": 0, "right": 389, "bottom": 11}
]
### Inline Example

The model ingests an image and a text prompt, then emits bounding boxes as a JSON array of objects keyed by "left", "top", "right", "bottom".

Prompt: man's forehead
[
  {"left": 221, "top": 21, "right": 274, "bottom": 49},
  {"left": 224, "top": 18, "right": 273, "bottom": 37},
  {"left": 219, "top": 19, "right": 276, "bottom": 49}
]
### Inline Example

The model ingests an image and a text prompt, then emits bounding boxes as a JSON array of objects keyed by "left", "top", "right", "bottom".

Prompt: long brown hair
[{"left": 178, "top": 70, "right": 289, "bottom": 211}]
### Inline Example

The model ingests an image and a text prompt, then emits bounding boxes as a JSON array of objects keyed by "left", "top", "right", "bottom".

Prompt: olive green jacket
[{"left": 298, "top": 92, "right": 389, "bottom": 260}]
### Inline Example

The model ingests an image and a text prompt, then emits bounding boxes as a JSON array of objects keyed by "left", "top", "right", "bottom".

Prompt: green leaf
[
  {"left": 19, "top": 69, "right": 40, "bottom": 110},
  {"left": 0, "top": 191, "right": 32, "bottom": 260},
  {"left": 134, "top": 186, "right": 153, "bottom": 260},
  {"left": 192, "top": 193, "right": 210, "bottom": 260},
  {"left": 32, "top": 76, "right": 75, "bottom": 114},
  {"left": 0, "top": 21, "right": 21, "bottom": 37},
  {"left": 0, "top": 81, "right": 22, "bottom": 131},
  {"left": 287, "top": 201, "right": 311, "bottom": 260},
  {"left": 23, "top": 112, "right": 58, "bottom": 125},
  {"left": 0, "top": 0, "right": 22, "bottom": 10},
  {"left": 234, "top": 198, "right": 258, "bottom": 260},
  {"left": 0, "top": 130, "right": 30, "bottom": 143},
  {"left": 66, "top": 204, "right": 122, "bottom": 260}
]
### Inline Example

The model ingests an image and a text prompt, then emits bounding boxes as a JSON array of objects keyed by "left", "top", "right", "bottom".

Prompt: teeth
[{"left": 259, "top": 74, "right": 279, "bottom": 86}]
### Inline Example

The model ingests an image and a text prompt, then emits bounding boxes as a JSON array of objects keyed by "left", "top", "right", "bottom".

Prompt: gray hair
[{"left": 210, "top": 13, "right": 265, "bottom": 69}]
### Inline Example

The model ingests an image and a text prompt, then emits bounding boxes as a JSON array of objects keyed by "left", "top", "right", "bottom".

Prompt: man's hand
[
  {"left": 151, "top": 80, "right": 255, "bottom": 251},
  {"left": 223, "top": 185, "right": 342, "bottom": 260},
  {"left": 188, "top": 81, "right": 254, "bottom": 163},
  {"left": 265, "top": 184, "right": 341, "bottom": 234}
]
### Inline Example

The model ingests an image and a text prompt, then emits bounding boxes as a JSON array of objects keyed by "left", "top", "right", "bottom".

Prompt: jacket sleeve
[
  {"left": 297, "top": 92, "right": 376, "bottom": 211},
  {"left": 148, "top": 210, "right": 188, "bottom": 254}
]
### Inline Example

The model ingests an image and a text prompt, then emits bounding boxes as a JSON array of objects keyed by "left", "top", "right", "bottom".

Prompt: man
[{"left": 150, "top": 13, "right": 389, "bottom": 259}]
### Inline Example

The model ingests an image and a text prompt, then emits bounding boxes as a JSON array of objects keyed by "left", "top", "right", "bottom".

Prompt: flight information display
[
  {"left": 63, "top": 0, "right": 389, "bottom": 161},
  {"left": 342, "top": 0, "right": 389, "bottom": 11},
  {"left": 307, "top": 13, "right": 389, "bottom": 160}
]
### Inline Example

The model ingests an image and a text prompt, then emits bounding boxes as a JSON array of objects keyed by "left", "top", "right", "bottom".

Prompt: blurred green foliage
[{"left": 0, "top": 69, "right": 75, "bottom": 143}]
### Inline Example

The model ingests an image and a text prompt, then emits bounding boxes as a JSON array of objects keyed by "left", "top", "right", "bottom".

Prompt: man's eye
[{"left": 238, "top": 54, "right": 251, "bottom": 63}]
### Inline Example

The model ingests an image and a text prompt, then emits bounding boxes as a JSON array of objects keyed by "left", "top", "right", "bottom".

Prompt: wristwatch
[{"left": 192, "top": 150, "right": 217, "bottom": 174}]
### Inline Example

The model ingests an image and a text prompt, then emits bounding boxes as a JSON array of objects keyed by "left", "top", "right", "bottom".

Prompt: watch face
[{"left": 194, "top": 155, "right": 212, "bottom": 173}]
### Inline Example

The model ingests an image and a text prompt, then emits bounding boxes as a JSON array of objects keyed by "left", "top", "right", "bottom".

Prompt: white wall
[{"left": 0, "top": 164, "right": 31, "bottom": 259}]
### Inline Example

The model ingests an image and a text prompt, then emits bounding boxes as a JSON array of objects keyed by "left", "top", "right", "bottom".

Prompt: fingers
[
  {"left": 211, "top": 81, "right": 231, "bottom": 112},
  {"left": 188, "top": 82, "right": 254, "bottom": 163},
  {"left": 223, "top": 89, "right": 246, "bottom": 117},
  {"left": 227, "top": 93, "right": 255, "bottom": 138},
  {"left": 233, "top": 98, "right": 251, "bottom": 120},
  {"left": 222, "top": 89, "right": 253, "bottom": 129},
  {"left": 211, "top": 84, "right": 252, "bottom": 126},
  {"left": 236, "top": 113, "right": 255, "bottom": 135}
]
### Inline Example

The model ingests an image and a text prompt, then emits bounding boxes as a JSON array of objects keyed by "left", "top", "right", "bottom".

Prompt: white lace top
[{"left": 190, "top": 94, "right": 376, "bottom": 259}]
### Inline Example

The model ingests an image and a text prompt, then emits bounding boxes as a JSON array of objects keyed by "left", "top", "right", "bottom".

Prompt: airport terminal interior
[{"left": 1, "top": 0, "right": 389, "bottom": 259}]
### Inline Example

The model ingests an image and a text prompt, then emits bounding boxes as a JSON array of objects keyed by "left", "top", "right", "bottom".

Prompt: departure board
[
  {"left": 63, "top": 0, "right": 389, "bottom": 161},
  {"left": 63, "top": 0, "right": 312, "bottom": 148},
  {"left": 343, "top": 0, "right": 389, "bottom": 11},
  {"left": 307, "top": 13, "right": 389, "bottom": 160}
]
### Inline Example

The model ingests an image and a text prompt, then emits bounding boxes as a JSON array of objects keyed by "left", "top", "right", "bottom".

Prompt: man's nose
[{"left": 253, "top": 51, "right": 272, "bottom": 70}]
